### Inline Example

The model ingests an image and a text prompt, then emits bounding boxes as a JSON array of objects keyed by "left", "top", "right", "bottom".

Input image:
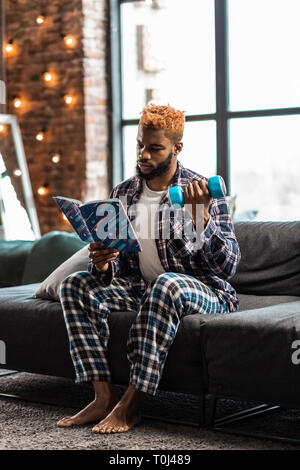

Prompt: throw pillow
[
  {"left": 34, "top": 245, "right": 90, "bottom": 301},
  {"left": 22, "top": 230, "right": 87, "bottom": 285}
]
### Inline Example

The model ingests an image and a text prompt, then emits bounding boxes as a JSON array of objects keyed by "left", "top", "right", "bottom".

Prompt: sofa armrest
[{"left": 0, "top": 240, "right": 35, "bottom": 287}]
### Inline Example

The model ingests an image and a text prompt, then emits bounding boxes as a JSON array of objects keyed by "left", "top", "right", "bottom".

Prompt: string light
[
  {"left": 36, "top": 15, "right": 45, "bottom": 24},
  {"left": 36, "top": 132, "right": 44, "bottom": 141},
  {"left": 43, "top": 72, "right": 53, "bottom": 83},
  {"left": 37, "top": 182, "right": 49, "bottom": 196},
  {"left": 52, "top": 153, "right": 61, "bottom": 163},
  {"left": 6, "top": 22, "right": 79, "bottom": 205},
  {"left": 5, "top": 40, "right": 15, "bottom": 55},
  {"left": 13, "top": 97, "right": 22, "bottom": 108},
  {"left": 35, "top": 128, "right": 46, "bottom": 141},
  {"left": 63, "top": 34, "right": 76, "bottom": 48},
  {"left": 64, "top": 94, "right": 74, "bottom": 105}
]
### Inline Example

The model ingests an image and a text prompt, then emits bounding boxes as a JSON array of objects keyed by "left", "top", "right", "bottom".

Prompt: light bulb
[
  {"left": 52, "top": 153, "right": 61, "bottom": 163},
  {"left": 43, "top": 72, "right": 53, "bottom": 83},
  {"left": 62, "top": 214, "right": 67, "bottom": 220},
  {"left": 64, "top": 95, "right": 73, "bottom": 105},
  {"left": 37, "top": 184, "right": 49, "bottom": 196},
  {"left": 64, "top": 35, "right": 76, "bottom": 47},
  {"left": 13, "top": 168, "right": 22, "bottom": 176},
  {"left": 5, "top": 43, "right": 14, "bottom": 54},
  {"left": 36, "top": 15, "right": 45, "bottom": 24},
  {"left": 13, "top": 98, "right": 22, "bottom": 108},
  {"left": 36, "top": 132, "right": 44, "bottom": 141},
  {"left": 0, "top": 124, "right": 6, "bottom": 132}
]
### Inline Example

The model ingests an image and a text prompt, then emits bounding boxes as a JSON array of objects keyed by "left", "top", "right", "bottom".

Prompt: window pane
[
  {"left": 179, "top": 121, "right": 216, "bottom": 177},
  {"left": 228, "top": 0, "right": 300, "bottom": 111},
  {"left": 121, "top": 0, "right": 215, "bottom": 119},
  {"left": 230, "top": 116, "right": 300, "bottom": 221},
  {"left": 123, "top": 121, "right": 216, "bottom": 181}
]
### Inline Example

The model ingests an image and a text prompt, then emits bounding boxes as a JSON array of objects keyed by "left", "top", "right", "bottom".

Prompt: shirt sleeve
[
  {"left": 195, "top": 197, "right": 241, "bottom": 280},
  {"left": 87, "top": 258, "right": 121, "bottom": 287}
]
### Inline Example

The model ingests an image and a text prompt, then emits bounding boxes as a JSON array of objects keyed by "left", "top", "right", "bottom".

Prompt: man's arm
[
  {"left": 87, "top": 257, "right": 121, "bottom": 286},
  {"left": 195, "top": 197, "right": 241, "bottom": 280},
  {"left": 184, "top": 178, "right": 240, "bottom": 281},
  {"left": 87, "top": 186, "right": 124, "bottom": 286}
]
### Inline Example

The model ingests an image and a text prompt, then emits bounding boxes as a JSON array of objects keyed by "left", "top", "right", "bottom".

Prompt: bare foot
[
  {"left": 92, "top": 401, "right": 142, "bottom": 434},
  {"left": 57, "top": 394, "right": 119, "bottom": 428}
]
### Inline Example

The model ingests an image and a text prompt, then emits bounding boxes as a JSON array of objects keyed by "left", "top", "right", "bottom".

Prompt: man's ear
[{"left": 174, "top": 142, "right": 183, "bottom": 156}]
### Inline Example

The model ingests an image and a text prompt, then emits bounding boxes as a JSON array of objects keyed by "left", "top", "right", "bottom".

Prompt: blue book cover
[{"left": 53, "top": 196, "right": 142, "bottom": 252}]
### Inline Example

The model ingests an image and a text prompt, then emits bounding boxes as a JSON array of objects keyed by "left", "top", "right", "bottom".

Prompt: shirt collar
[{"left": 132, "top": 159, "right": 187, "bottom": 206}]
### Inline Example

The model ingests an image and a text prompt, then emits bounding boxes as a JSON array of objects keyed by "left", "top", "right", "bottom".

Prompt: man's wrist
[
  {"left": 204, "top": 215, "right": 210, "bottom": 228},
  {"left": 192, "top": 212, "right": 210, "bottom": 229},
  {"left": 94, "top": 262, "right": 110, "bottom": 274}
]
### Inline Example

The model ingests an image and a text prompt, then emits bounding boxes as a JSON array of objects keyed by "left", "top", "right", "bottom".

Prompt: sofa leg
[
  {"left": 208, "top": 396, "right": 300, "bottom": 445},
  {"left": 207, "top": 394, "right": 217, "bottom": 427},
  {"left": 197, "top": 393, "right": 206, "bottom": 427}
]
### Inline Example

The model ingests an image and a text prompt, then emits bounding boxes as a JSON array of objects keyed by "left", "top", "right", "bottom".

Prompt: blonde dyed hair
[{"left": 139, "top": 103, "right": 185, "bottom": 143}]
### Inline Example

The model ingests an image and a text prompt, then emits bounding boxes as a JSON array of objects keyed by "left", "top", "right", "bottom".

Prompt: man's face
[{"left": 135, "top": 126, "right": 177, "bottom": 181}]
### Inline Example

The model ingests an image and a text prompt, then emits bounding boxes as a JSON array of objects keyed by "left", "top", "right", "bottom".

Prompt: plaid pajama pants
[{"left": 59, "top": 270, "right": 229, "bottom": 396}]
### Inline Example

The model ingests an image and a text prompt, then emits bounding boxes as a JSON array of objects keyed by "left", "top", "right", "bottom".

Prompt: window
[
  {"left": 113, "top": 0, "right": 300, "bottom": 221},
  {"left": 0, "top": 115, "right": 40, "bottom": 240}
]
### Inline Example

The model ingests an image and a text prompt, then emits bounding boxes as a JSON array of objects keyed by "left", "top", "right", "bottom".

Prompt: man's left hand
[{"left": 183, "top": 180, "right": 210, "bottom": 228}]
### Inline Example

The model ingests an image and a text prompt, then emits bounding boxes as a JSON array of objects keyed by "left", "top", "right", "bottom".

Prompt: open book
[{"left": 53, "top": 196, "right": 142, "bottom": 252}]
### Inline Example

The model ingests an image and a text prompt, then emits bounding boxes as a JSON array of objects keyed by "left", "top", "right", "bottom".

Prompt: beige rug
[{"left": 0, "top": 370, "right": 299, "bottom": 450}]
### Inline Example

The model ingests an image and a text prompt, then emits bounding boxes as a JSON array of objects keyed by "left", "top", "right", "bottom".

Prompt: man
[{"left": 57, "top": 104, "right": 241, "bottom": 434}]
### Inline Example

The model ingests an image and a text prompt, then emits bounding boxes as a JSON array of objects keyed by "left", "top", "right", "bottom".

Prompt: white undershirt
[{"left": 134, "top": 179, "right": 166, "bottom": 283}]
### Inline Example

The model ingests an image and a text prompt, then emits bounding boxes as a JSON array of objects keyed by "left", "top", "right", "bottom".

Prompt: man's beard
[{"left": 135, "top": 152, "right": 173, "bottom": 180}]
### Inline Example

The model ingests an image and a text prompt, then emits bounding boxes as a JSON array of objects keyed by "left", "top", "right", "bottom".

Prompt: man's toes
[
  {"left": 99, "top": 425, "right": 109, "bottom": 433},
  {"left": 57, "top": 416, "right": 73, "bottom": 427},
  {"left": 112, "top": 426, "right": 123, "bottom": 433}
]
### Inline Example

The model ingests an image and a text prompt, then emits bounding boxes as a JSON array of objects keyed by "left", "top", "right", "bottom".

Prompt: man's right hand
[{"left": 88, "top": 241, "right": 119, "bottom": 273}]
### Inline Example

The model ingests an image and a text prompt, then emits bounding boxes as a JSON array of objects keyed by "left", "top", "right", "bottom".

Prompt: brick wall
[{"left": 2, "top": 0, "right": 111, "bottom": 235}]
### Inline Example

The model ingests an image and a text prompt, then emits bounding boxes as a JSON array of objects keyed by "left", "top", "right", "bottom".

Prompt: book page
[
  {"left": 79, "top": 198, "right": 119, "bottom": 207},
  {"left": 79, "top": 199, "right": 142, "bottom": 251},
  {"left": 53, "top": 196, "right": 93, "bottom": 243}
]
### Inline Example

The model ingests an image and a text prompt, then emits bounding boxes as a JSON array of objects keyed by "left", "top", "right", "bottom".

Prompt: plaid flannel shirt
[{"left": 88, "top": 161, "right": 241, "bottom": 312}]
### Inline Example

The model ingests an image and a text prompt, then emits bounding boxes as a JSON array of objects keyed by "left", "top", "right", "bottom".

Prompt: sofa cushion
[
  {"left": 0, "top": 240, "right": 34, "bottom": 287},
  {"left": 238, "top": 293, "right": 300, "bottom": 311},
  {"left": 231, "top": 221, "right": 300, "bottom": 296},
  {"left": 21, "top": 231, "right": 87, "bottom": 285},
  {"left": 200, "top": 301, "right": 300, "bottom": 406},
  {"left": 33, "top": 245, "right": 90, "bottom": 301}
]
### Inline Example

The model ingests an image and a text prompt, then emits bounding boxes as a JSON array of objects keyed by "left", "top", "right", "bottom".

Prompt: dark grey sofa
[{"left": 0, "top": 221, "right": 300, "bottom": 427}]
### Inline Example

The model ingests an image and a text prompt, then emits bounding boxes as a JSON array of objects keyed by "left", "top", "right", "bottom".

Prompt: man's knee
[
  {"left": 152, "top": 272, "right": 183, "bottom": 292},
  {"left": 59, "top": 270, "right": 92, "bottom": 296}
]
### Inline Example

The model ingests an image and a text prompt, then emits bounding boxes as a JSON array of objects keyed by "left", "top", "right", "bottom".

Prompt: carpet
[{"left": 0, "top": 370, "right": 299, "bottom": 450}]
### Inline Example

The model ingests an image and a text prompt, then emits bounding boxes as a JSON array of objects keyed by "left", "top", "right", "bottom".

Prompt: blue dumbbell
[{"left": 168, "top": 175, "right": 227, "bottom": 208}]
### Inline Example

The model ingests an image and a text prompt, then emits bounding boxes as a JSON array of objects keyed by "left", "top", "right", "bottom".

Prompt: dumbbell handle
[{"left": 168, "top": 175, "right": 226, "bottom": 208}]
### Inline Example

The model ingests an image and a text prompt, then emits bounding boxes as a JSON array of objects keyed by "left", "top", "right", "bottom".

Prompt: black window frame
[{"left": 109, "top": 0, "right": 300, "bottom": 193}]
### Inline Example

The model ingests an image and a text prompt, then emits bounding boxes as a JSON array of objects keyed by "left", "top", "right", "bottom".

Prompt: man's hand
[
  {"left": 183, "top": 180, "right": 210, "bottom": 228},
  {"left": 88, "top": 241, "right": 119, "bottom": 273}
]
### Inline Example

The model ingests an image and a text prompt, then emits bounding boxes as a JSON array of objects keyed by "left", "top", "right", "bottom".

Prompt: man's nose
[{"left": 139, "top": 148, "right": 151, "bottom": 160}]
